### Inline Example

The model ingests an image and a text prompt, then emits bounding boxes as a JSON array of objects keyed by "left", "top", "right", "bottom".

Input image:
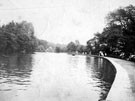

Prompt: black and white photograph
[{"left": 0, "top": 0, "right": 135, "bottom": 101}]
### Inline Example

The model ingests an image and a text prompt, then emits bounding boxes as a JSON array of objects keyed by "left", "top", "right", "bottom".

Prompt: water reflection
[
  {"left": 0, "top": 54, "right": 33, "bottom": 91},
  {"left": 86, "top": 56, "right": 116, "bottom": 101},
  {"left": 0, "top": 53, "right": 116, "bottom": 101}
]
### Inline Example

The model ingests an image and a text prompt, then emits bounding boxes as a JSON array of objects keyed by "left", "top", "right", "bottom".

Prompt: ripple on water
[{"left": 0, "top": 53, "right": 116, "bottom": 101}]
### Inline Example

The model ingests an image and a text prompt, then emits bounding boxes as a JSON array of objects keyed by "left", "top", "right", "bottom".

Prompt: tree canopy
[
  {"left": 0, "top": 21, "right": 37, "bottom": 54},
  {"left": 66, "top": 41, "right": 86, "bottom": 54},
  {"left": 86, "top": 5, "right": 135, "bottom": 60}
]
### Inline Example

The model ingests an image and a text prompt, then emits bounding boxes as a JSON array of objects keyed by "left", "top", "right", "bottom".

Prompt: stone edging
[{"left": 104, "top": 57, "right": 134, "bottom": 101}]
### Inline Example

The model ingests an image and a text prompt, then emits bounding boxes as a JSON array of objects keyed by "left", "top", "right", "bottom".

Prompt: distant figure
[
  {"left": 104, "top": 53, "right": 107, "bottom": 56},
  {"left": 99, "top": 51, "right": 104, "bottom": 56}
]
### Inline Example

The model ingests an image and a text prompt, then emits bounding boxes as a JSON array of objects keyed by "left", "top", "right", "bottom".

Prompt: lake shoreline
[
  {"left": 104, "top": 57, "right": 135, "bottom": 101},
  {"left": 86, "top": 54, "right": 135, "bottom": 100}
]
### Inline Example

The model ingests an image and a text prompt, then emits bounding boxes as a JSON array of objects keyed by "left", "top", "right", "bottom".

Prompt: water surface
[{"left": 0, "top": 53, "right": 116, "bottom": 101}]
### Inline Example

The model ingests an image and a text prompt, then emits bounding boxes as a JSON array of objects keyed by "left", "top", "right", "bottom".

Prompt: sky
[{"left": 0, "top": 0, "right": 135, "bottom": 45}]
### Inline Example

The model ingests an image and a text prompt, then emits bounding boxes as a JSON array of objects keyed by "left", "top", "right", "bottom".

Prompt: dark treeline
[
  {"left": 0, "top": 20, "right": 58, "bottom": 54},
  {"left": 86, "top": 5, "right": 135, "bottom": 61},
  {"left": 55, "top": 40, "right": 87, "bottom": 54},
  {"left": 0, "top": 21, "right": 37, "bottom": 54},
  {"left": 2, "top": 4, "right": 135, "bottom": 62},
  {"left": 66, "top": 40, "right": 86, "bottom": 54},
  {"left": 0, "top": 20, "right": 86, "bottom": 54}
]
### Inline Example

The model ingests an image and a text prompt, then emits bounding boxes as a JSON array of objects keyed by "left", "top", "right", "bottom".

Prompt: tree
[
  {"left": 55, "top": 46, "right": 61, "bottom": 53},
  {"left": 86, "top": 5, "right": 135, "bottom": 59},
  {"left": 86, "top": 33, "right": 101, "bottom": 55},
  {"left": 67, "top": 42, "right": 76, "bottom": 52},
  {"left": 0, "top": 21, "right": 37, "bottom": 54},
  {"left": 106, "top": 5, "right": 135, "bottom": 58}
]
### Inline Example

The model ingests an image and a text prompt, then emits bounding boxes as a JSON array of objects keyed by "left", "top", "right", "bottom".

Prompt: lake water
[{"left": 0, "top": 53, "right": 116, "bottom": 101}]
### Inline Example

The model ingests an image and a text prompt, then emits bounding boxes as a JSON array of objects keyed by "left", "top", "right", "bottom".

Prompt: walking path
[{"left": 105, "top": 57, "right": 135, "bottom": 101}]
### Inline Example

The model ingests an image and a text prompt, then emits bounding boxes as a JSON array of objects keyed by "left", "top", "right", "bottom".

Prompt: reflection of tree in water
[
  {"left": 0, "top": 54, "right": 33, "bottom": 86},
  {"left": 86, "top": 56, "right": 116, "bottom": 101}
]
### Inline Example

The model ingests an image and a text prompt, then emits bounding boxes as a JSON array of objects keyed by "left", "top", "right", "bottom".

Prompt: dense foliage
[
  {"left": 66, "top": 40, "right": 86, "bottom": 54},
  {"left": 55, "top": 44, "right": 67, "bottom": 53},
  {"left": 86, "top": 5, "right": 135, "bottom": 60},
  {"left": 0, "top": 20, "right": 68, "bottom": 54},
  {"left": 0, "top": 21, "right": 37, "bottom": 54}
]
